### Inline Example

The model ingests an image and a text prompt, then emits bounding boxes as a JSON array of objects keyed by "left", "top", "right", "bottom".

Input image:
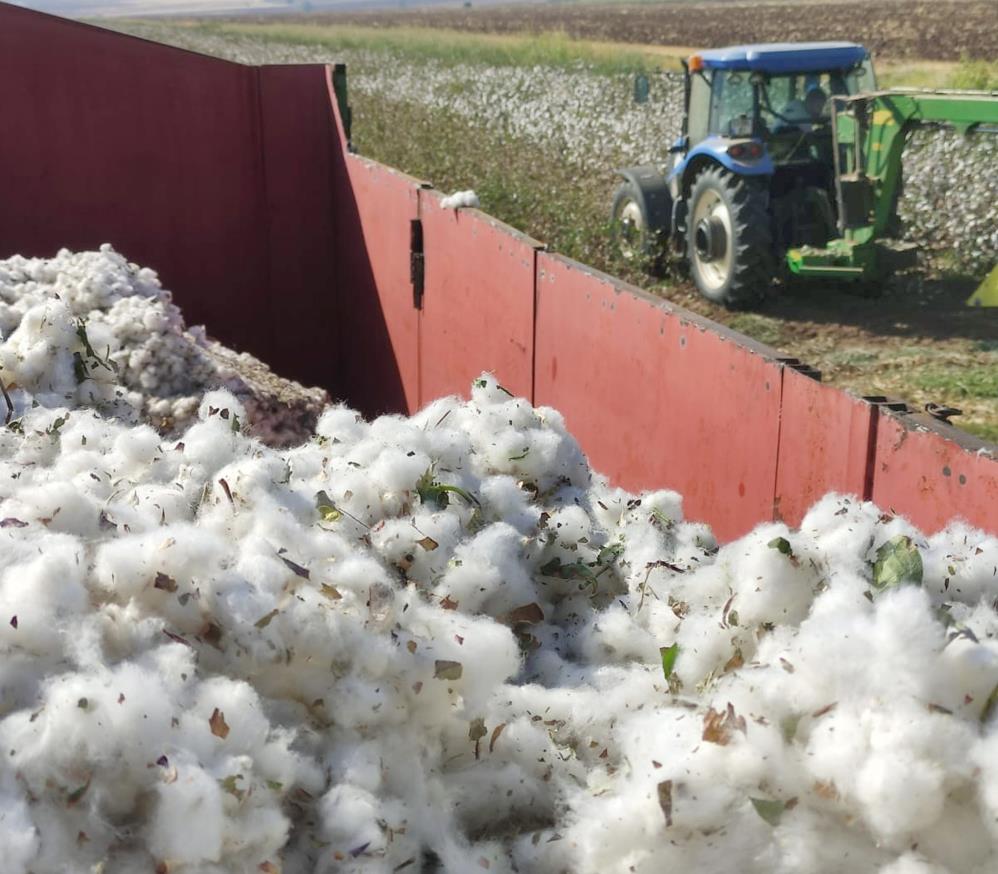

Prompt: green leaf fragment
[
  {"left": 468, "top": 717, "right": 487, "bottom": 742},
  {"left": 981, "top": 684, "right": 998, "bottom": 723},
  {"left": 220, "top": 774, "right": 245, "bottom": 801},
  {"left": 781, "top": 714, "right": 802, "bottom": 743},
  {"left": 416, "top": 469, "right": 478, "bottom": 511},
  {"left": 750, "top": 797, "right": 786, "bottom": 826},
  {"left": 768, "top": 537, "right": 792, "bottom": 556},
  {"left": 659, "top": 643, "right": 679, "bottom": 679},
  {"left": 255, "top": 609, "right": 279, "bottom": 629},
  {"left": 66, "top": 777, "right": 91, "bottom": 807},
  {"left": 434, "top": 660, "right": 463, "bottom": 681},
  {"left": 871, "top": 535, "right": 923, "bottom": 590},
  {"left": 315, "top": 490, "right": 342, "bottom": 523}
]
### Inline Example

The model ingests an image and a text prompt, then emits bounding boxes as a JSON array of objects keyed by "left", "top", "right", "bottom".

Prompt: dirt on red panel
[{"left": 254, "top": 0, "right": 998, "bottom": 61}]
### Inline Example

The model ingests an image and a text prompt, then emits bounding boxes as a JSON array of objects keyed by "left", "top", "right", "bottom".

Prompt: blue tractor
[{"left": 612, "top": 42, "right": 877, "bottom": 307}]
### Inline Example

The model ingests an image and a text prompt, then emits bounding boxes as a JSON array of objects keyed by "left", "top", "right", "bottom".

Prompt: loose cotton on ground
[{"left": 2, "top": 252, "right": 998, "bottom": 873}]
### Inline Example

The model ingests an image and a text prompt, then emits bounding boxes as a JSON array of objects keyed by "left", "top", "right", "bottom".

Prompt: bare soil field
[{"left": 258, "top": 0, "right": 998, "bottom": 61}]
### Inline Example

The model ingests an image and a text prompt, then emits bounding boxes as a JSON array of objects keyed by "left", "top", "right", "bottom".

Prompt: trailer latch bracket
[
  {"left": 777, "top": 357, "right": 822, "bottom": 382},
  {"left": 410, "top": 219, "right": 425, "bottom": 310}
]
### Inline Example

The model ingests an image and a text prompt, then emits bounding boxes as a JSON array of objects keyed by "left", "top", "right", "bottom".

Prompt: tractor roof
[{"left": 695, "top": 42, "right": 868, "bottom": 74}]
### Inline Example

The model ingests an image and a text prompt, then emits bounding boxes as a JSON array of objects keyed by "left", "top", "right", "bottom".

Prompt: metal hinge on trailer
[
  {"left": 862, "top": 395, "right": 911, "bottom": 414},
  {"left": 410, "top": 219, "right": 424, "bottom": 310},
  {"left": 777, "top": 357, "right": 822, "bottom": 381}
]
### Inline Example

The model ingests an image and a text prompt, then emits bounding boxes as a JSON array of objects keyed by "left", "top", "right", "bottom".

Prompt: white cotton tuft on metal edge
[{"left": 440, "top": 190, "right": 480, "bottom": 209}]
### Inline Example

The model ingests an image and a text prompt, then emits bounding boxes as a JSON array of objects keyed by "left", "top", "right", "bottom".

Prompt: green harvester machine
[{"left": 789, "top": 89, "right": 998, "bottom": 305}]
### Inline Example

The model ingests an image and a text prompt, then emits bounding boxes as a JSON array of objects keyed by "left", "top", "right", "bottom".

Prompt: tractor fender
[
  {"left": 677, "top": 138, "right": 774, "bottom": 196},
  {"left": 614, "top": 165, "right": 673, "bottom": 237}
]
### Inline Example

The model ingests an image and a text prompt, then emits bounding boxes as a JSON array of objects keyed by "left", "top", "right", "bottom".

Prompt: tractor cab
[
  {"left": 612, "top": 42, "right": 877, "bottom": 306},
  {"left": 679, "top": 42, "right": 874, "bottom": 156}
]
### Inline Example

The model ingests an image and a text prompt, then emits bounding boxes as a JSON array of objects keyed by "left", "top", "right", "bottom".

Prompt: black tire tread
[{"left": 688, "top": 166, "right": 775, "bottom": 308}]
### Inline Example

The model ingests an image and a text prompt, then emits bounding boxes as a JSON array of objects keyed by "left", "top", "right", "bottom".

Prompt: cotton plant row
[
  {"left": 2, "top": 250, "right": 998, "bottom": 872},
  {"left": 0, "top": 246, "right": 327, "bottom": 446}
]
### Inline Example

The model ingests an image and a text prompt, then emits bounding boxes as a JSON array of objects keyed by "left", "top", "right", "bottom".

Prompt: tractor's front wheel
[{"left": 687, "top": 166, "right": 775, "bottom": 308}]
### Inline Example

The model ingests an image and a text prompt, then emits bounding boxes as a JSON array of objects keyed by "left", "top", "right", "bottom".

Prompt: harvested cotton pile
[
  {"left": 0, "top": 246, "right": 328, "bottom": 445},
  {"left": 2, "top": 254, "right": 998, "bottom": 873}
]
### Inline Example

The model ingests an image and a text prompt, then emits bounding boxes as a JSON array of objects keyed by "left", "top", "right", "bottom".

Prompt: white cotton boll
[
  {"left": 438, "top": 840, "right": 516, "bottom": 874},
  {"left": 0, "top": 774, "right": 39, "bottom": 873},
  {"left": 922, "top": 523, "right": 998, "bottom": 605},
  {"left": 5, "top": 479, "right": 98, "bottom": 537},
  {"left": 370, "top": 513, "right": 462, "bottom": 584},
  {"left": 934, "top": 636, "right": 998, "bottom": 716},
  {"left": 879, "top": 852, "right": 952, "bottom": 874},
  {"left": 408, "top": 602, "right": 521, "bottom": 714},
  {"left": 94, "top": 524, "right": 226, "bottom": 617},
  {"left": 148, "top": 762, "right": 226, "bottom": 864},
  {"left": 722, "top": 524, "right": 819, "bottom": 628},
  {"left": 0, "top": 541, "right": 88, "bottom": 655},
  {"left": 316, "top": 404, "right": 368, "bottom": 445},
  {"left": 576, "top": 603, "right": 660, "bottom": 665},
  {"left": 971, "top": 730, "right": 998, "bottom": 841},
  {"left": 439, "top": 189, "right": 480, "bottom": 209},
  {"left": 1, "top": 299, "right": 79, "bottom": 397},
  {"left": 479, "top": 476, "right": 541, "bottom": 534},
  {"left": 112, "top": 423, "right": 162, "bottom": 467},
  {"left": 198, "top": 388, "right": 247, "bottom": 424},
  {"left": 178, "top": 417, "right": 238, "bottom": 473},
  {"left": 367, "top": 446, "right": 433, "bottom": 497},
  {"left": 855, "top": 746, "right": 945, "bottom": 841},
  {"left": 318, "top": 783, "right": 386, "bottom": 852},
  {"left": 438, "top": 523, "right": 538, "bottom": 616}
]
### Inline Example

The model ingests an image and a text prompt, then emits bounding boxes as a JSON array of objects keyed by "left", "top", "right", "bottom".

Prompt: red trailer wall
[
  {"left": 0, "top": 5, "right": 340, "bottom": 392},
  {"left": 418, "top": 192, "right": 540, "bottom": 406},
  {"left": 3, "top": 5, "right": 996, "bottom": 539},
  {"left": 534, "top": 254, "right": 785, "bottom": 542}
]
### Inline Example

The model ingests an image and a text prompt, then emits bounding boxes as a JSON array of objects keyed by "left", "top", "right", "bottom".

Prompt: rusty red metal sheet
[
  {"left": 775, "top": 369, "right": 875, "bottom": 526},
  {"left": 332, "top": 155, "right": 422, "bottom": 416},
  {"left": 417, "top": 192, "right": 540, "bottom": 405},
  {"left": 534, "top": 253, "right": 784, "bottom": 542},
  {"left": 871, "top": 410, "right": 998, "bottom": 535}
]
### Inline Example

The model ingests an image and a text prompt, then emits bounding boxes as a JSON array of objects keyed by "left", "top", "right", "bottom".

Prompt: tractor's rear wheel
[
  {"left": 610, "top": 181, "right": 668, "bottom": 271},
  {"left": 687, "top": 166, "right": 775, "bottom": 308}
]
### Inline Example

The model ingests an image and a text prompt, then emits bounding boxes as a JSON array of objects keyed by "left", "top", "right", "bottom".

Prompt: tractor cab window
[
  {"left": 709, "top": 71, "right": 756, "bottom": 138},
  {"left": 708, "top": 61, "right": 876, "bottom": 138}
]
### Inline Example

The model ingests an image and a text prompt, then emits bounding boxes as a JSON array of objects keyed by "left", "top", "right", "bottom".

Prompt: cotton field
[
  {"left": 2, "top": 248, "right": 998, "bottom": 873},
  {"left": 113, "top": 24, "right": 997, "bottom": 273}
]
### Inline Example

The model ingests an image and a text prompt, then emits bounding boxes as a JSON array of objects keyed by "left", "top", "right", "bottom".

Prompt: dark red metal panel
[
  {"left": 775, "top": 370, "right": 874, "bottom": 526},
  {"left": 418, "top": 191, "right": 540, "bottom": 405},
  {"left": 0, "top": 5, "right": 273, "bottom": 360},
  {"left": 534, "top": 253, "right": 784, "bottom": 542},
  {"left": 257, "top": 65, "right": 339, "bottom": 392},
  {"left": 330, "top": 154, "right": 422, "bottom": 416},
  {"left": 871, "top": 410, "right": 998, "bottom": 535}
]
